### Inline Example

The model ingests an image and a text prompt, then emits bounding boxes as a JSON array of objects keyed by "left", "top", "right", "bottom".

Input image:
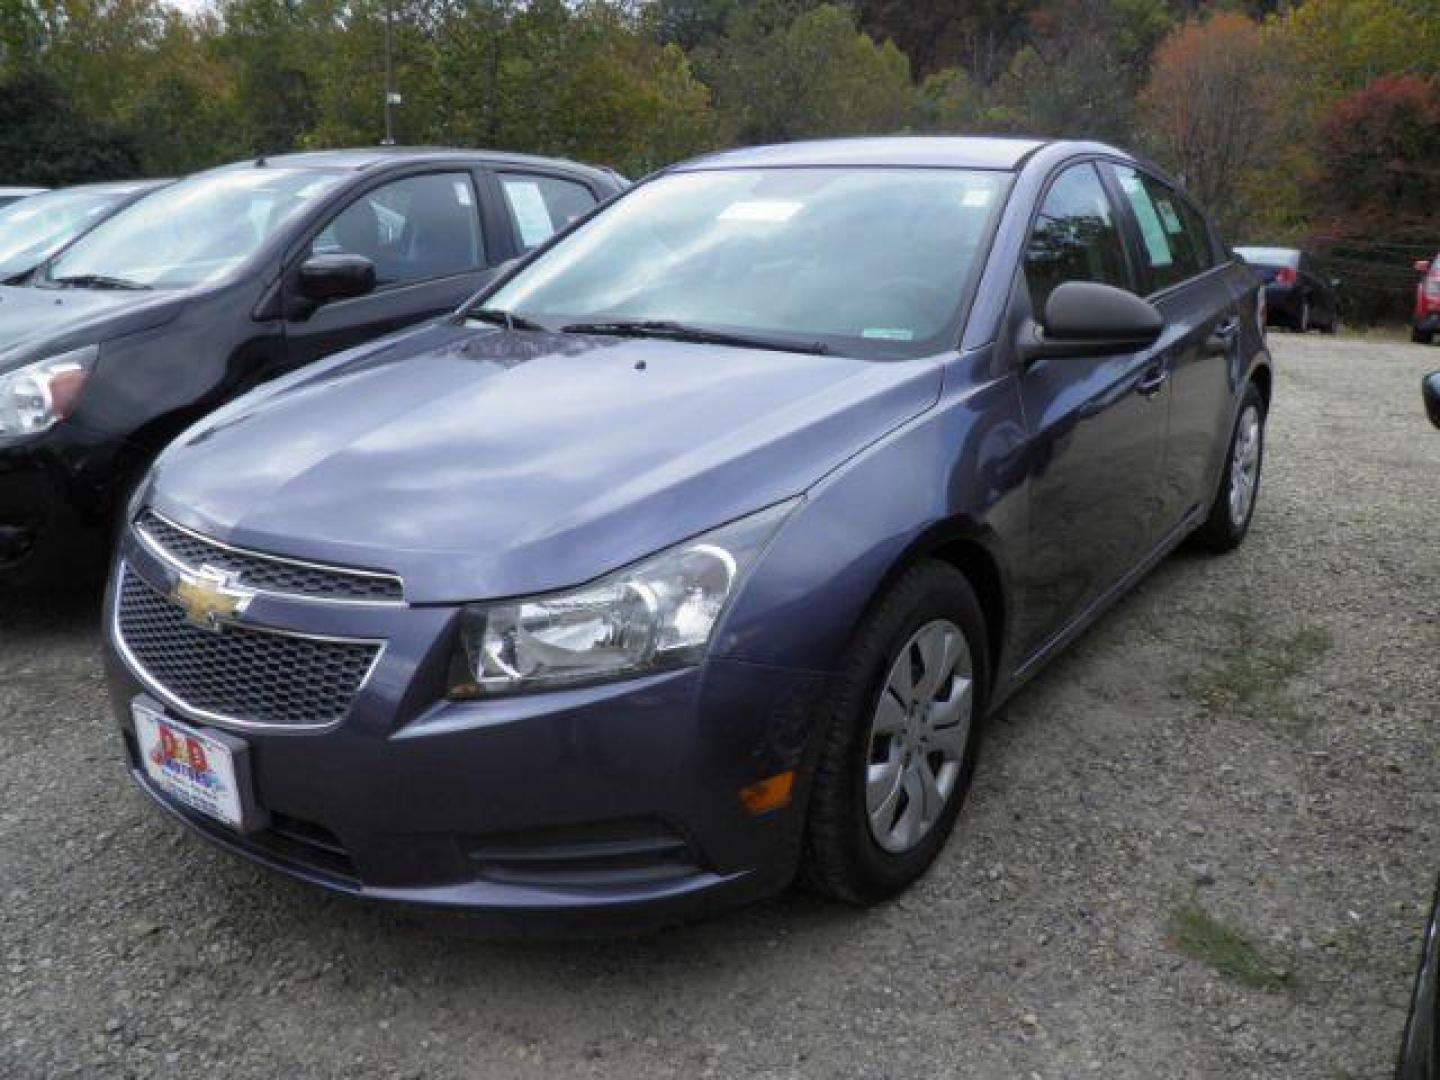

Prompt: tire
[
  {"left": 1192, "top": 383, "right": 1266, "bottom": 554},
  {"left": 1322, "top": 313, "right": 1341, "bottom": 335},
  {"left": 801, "top": 560, "right": 989, "bottom": 905},
  {"left": 1414, "top": 327, "right": 1435, "bottom": 346}
]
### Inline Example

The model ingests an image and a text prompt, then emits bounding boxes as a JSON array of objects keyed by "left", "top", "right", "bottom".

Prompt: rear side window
[
  {"left": 1024, "top": 163, "right": 1130, "bottom": 312},
  {"left": 499, "top": 174, "right": 598, "bottom": 251},
  {"left": 1111, "top": 166, "right": 1213, "bottom": 291},
  {"left": 313, "top": 172, "right": 485, "bottom": 287}
]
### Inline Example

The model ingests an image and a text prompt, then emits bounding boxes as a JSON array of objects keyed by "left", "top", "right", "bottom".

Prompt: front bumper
[
  {"left": 0, "top": 429, "right": 125, "bottom": 586},
  {"left": 104, "top": 528, "right": 831, "bottom": 931}
]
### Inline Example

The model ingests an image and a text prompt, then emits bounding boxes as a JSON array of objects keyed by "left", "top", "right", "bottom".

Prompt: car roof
[
  {"left": 227, "top": 147, "right": 620, "bottom": 185},
  {"left": 0, "top": 186, "right": 48, "bottom": 196},
  {"left": 52, "top": 179, "right": 170, "bottom": 196},
  {"left": 674, "top": 136, "right": 1130, "bottom": 172}
]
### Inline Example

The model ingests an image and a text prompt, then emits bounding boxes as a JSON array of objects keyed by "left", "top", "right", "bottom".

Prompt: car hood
[
  {"left": 149, "top": 322, "right": 942, "bottom": 603},
  {"left": 0, "top": 284, "right": 184, "bottom": 368}
]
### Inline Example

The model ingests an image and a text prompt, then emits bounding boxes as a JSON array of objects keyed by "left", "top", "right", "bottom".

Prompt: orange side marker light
[{"left": 739, "top": 770, "right": 795, "bottom": 815}]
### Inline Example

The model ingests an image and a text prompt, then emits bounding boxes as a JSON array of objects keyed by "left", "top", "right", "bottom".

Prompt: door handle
[
  {"left": 1206, "top": 318, "right": 1240, "bottom": 354},
  {"left": 1135, "top": 366, "right": 1169, "bottom": 398}
]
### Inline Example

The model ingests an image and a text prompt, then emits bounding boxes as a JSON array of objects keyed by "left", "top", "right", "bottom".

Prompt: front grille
[
  {"left": 136, "top": 511, "right": 403, "bottom": 603},
  {"left": 115, "top": 568, "right": 381, "bottom": 728}
]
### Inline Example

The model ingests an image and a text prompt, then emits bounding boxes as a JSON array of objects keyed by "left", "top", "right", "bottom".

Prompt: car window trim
[
  {"left": 1001, "top": 154, "right": 1142, "bottom": 344},
  {"left": 1026, "top": 159, "right": 1140, "bottom": 306},
  {"left": 1103, "top": 162, "right": 1222, "bottom": 300},
  {"left": 281, "top": 165, "right": 491, "bottom": 298},
  {"left": 493, "top": 168, "right": 606, "bottom": 259}
]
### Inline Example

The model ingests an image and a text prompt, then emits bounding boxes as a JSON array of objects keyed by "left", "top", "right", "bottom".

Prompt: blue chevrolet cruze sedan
[{"left": 104, "top": 137, "right": 1271, "bottom": 930}]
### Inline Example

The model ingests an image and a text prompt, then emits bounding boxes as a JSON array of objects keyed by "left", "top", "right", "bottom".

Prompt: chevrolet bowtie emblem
[{"left": 172, "top": 565, "right": 254, "bottom": 632}]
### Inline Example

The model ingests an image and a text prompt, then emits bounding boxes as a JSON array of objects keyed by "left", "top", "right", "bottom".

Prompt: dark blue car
[{"left": 104, "top": 137, "right": 1271, "bottom": 930}]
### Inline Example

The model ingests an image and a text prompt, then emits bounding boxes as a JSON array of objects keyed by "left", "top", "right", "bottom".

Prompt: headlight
[
  {"left": 448, "top": 500, "right": 797, "bottom": 696},
  {"left": 0, "top": 345, "right": 98, "bottom": 441}
]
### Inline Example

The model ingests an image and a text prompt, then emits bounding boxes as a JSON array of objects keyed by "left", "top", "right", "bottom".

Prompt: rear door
[
  {"left": 1105, "top": 164, "right": 1237, "bottom": 534},
  {"left": 281, "top": 169, "right": 497, "bottom": 366}
]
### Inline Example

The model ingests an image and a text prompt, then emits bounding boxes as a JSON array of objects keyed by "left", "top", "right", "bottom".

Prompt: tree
[
  {"left": 1302, "top": 75, "right": 1440, "bottom": 323},
  {"left": 698, "top": 3, "right": 917, "bottom": 145},
  {"left": 1136, "top": 12, "right": 1277, "bottom": 234},
  {"left": 1273, "top": 0, "right": 1440, "bottom": 113},
  {"left": 0, "top": 69, "right": 140, "bottom": 183}
]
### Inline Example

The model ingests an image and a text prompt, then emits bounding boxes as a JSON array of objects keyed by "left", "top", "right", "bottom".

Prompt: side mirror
[
  {"left": 299, "top": 254, "right": 376, "bottom": 303},
  {"left": 1028, "top": 280, "right": 1164, "bottom": 359},
  {"left": 1424, "top": 371, "right": 1440, "bottom": 430},
  {"left": 1415, "top": 260, "right": 1432, "bottom": 276}
]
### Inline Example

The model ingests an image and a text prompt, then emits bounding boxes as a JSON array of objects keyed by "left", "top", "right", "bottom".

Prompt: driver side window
[
  {"left": 1024, "top": 164, "right": 1130, "bottom": 313},
  {"left": 311, "top": 173, "right": 485, "bottom": 288}
]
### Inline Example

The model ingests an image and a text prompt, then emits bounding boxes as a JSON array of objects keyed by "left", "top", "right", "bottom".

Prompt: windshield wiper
[
  {"left": 561, "top": 319, "right": 829, "bottom": 356},
  {"left": 468, "top": 307, "right": 548, "bottom": 332},
  {"left": 45, "top": 274, "right": 151, "bottom": 291}
]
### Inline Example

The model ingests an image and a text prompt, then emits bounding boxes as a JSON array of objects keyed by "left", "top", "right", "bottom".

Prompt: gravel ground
[{"left": 3, "top": 333, "right": 1438, "bottom": 1079}]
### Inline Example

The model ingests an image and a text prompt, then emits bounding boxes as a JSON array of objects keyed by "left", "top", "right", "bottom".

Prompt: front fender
[{"left": 712, "top": 345, "right": 1028, "bottom": 675}]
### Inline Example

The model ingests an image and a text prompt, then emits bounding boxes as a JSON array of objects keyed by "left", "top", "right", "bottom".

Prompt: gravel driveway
[{"left": 3, "top": 333, "right": 1438, "bottom": 1079}]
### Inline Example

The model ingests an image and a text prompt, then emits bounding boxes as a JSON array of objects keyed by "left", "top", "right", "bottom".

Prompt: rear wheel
[
  {"left": 801, "top": 561, "right": 988, "bottom": 905},
  {"left": 1414, "top": 327, "right": 1435, "bottom": 346},
  {"left": 1192, "top": 383, "right": 1265, "bottom": 553}
]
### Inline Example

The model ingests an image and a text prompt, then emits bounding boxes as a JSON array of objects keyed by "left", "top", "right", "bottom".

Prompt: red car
[{"left": 1414, "top": 255, "right": 1440, "bottom": 344}]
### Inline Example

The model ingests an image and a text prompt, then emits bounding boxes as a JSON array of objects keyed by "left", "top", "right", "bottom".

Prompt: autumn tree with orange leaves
[{"left": 1136, "top": 12, "right": 1281, "bottom": 235}]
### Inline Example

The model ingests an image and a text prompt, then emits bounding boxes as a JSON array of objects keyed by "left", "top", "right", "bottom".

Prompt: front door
[
  {"left": 1014, "top": 162, "right": 1171, "bottom": 658},
  {"left": 282, "top": 170, "right": 498, "bottom": 367}
]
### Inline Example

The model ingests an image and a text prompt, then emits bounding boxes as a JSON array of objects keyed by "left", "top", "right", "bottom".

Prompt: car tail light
[{"left": 1275, "top": 267, "right": 1297, "bottom": 287}]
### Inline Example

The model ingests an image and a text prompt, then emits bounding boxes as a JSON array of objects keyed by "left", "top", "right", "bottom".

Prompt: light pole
[{"left": 381, "top": 0, "right": 397, "bottom": 145}]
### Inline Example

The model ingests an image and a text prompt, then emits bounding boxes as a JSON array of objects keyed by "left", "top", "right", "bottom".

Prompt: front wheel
[
  {"left": 801, "top": 561, "right": 988, "bottom": 905},
  {"left": 1192, "top": 384, "right": 1265, "bottom": 553}
]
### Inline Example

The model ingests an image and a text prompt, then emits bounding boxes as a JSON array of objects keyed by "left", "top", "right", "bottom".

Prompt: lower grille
[{"left": 115, "top": 568, "right": 381, "bottom": 728}]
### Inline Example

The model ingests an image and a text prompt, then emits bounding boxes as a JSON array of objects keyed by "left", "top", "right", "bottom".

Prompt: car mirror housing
[
  {"left": 1423, "top": 371, "right": 1440, "bottom": 430},
  {"left": 298, "top": 254, "right": 377, "bottom": 303},
  {"left": 1030, "top": 280, "right": 1164, "bottom": 359}
]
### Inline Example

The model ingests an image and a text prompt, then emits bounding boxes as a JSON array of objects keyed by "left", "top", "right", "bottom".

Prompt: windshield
[
  {"left": 482, "top": 167, "right": 1011, "bottom": 357},
  {"left": 41, "top": 168, "right": 345, "bottom": 290},
  {"left": 0, "top": 188, "right": 132, "bottom": 277}
]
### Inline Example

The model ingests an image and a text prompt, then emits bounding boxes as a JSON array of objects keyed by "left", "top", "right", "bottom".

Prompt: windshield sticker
[
  {"left": 1156, "top": 199, "right": 1183, "bottom": 234},
  {"left": 505, "top": 181, "right": 556, "bottom": 248},
  {"left": 453, "top": 179, "right": 474, "bottom": 207},
  {"left": 863, "top": 328, "right": 915, "bottom": 341},
  {"left": 961, "top": 187, "right": 994, "bottom": 208},
  {"left": 1120, "top": 177, "right": 1174, "bottom": 269},
  {"left": 718, "top": 200, "right": 804, "bottom": 224}
]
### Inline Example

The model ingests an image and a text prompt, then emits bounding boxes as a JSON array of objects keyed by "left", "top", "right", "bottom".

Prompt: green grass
[
  {"left": 1183, "top": 608, "right": 1333, "bottom": 721},
  {"left": 1168, "top": 904, "right": 1295, "bottom": 992}
]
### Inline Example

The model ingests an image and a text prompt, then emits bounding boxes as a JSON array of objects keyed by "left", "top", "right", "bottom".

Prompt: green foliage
[
  {"left": 697, "top": 3, "right": 915, "bottom": 144},
  {"left": 0, "top": 69, "right": 140, "bottom": 184}
]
